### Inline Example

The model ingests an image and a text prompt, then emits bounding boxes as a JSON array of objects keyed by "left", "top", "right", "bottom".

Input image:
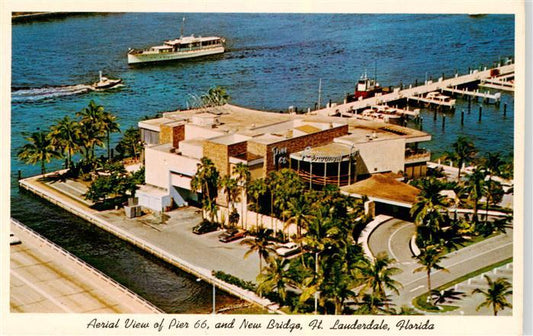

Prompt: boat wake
[{"left": 11, "top": 84, "right": 94, "bottom": 103}]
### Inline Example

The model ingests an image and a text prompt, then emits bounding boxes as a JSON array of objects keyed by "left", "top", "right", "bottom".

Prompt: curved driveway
[
  {"left": 368, "top": 218, "right": 416, "bottom": 264},
  {"left": 366, "top": 218, "right": 513, "bottom": 311}
]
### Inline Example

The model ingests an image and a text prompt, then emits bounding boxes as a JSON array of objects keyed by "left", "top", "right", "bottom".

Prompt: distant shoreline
[{"left": 12, "top": 12, "right": 113, "bottom": 23}]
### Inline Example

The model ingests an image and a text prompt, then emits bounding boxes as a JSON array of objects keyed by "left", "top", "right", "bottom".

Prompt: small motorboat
[{"left": 91, "top": 71, "right": 122, "bottom": 90}]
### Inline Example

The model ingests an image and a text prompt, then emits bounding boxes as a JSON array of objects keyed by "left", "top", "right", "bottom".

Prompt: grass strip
[{"left": 412, "top": 257, "right": 513, "bottom": 313}]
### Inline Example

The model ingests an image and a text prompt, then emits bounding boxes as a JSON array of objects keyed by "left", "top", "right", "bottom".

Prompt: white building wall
[
  {"left": 180, "top": 141, "right": 204, "bottom": 159},
  {"left": 185, "top": 124, "right": 224, "bottom": 140},
  {"left": 355, "top": 139, "right": 405, "bottom": 175},
  {"left": 145, "top": 147, "right": 200, "bottom": 189}
]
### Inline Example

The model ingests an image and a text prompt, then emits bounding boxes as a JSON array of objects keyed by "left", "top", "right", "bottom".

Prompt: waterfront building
[{"left": 137, "top": 104, "right": 431, "bottom": 212}]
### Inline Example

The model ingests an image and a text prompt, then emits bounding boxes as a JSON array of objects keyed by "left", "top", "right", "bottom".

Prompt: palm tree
[
  {"left": 201, "top": 86, "right": 230, "bottom": 107},
  {"left": 77, "top": 100, "right": 106, "bottom": 160},
  {"left": 413, "top": 245, "right": 447, "bottom": 297},
  {"left": 472, "top": 275, "right": 512, "bottom": 316},
  {"left": 482, "top": 153, "right": 503, "bottom": 222},
  {"left": 321, "top": 259, "right": 357, "bottom": 314},
  {"left": 191, "top": 157, "right": 220, "bottom": 221},
  {"left": 355, "top": 293, "right": 393, "bottom": 315},
  {"left": 191, "top": 157, "right": 220, "bottom": 204},
  {"left": 410, "top": 177, "right": 448, "bottom": 246},
  {"left": 18, "top": 131, "right": 60, "bottom": 175},
  {"left": 430, "top": 288, "right": 464, "bottom": 305},
  {"left": 116, "top": 127, "right": 141, "bottom": 160},
  {"left": 284, "top": 196, "right": 314, "bottom": 239},
  {"left": 451, "top": 136, "right": 477, "bottom": 180},
  {"left": 100, "top": 110, "right": 120, "bottom": 159},
  {"left": 248, "top": 178, "right": 268, "bottom": 227},
  {"left": 48, "top": 116, "right": 81, "bottom": 170},
  {"left": 257, "top": 256, "right": 292, "bottom": 304},
  {"left": 233, "top": 163, "right": 250, "bottom": 227},
  {"left": 358, "top": 252, "right": 401, "bottom": 309},
  {"left": 219, "top": 175, "right": 239, "bottom": 216},
  {"left": 463, "top": 167, "right": 485, "bottom": 223},
  {"left": 240, "top": 228, "right": 275, "bottom": 272}
]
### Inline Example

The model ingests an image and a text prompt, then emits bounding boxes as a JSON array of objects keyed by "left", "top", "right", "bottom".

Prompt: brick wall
[
  {"left": 172, "top": 124, "right": 185, "bottom": 148},
  {"left": 159, "top": 124, "right": 172, "bottom": 144},
  {"left": 228, "top": 141, "right": 247, "bottom": 158},
  {"left": 203, "top": 141, "right": 229, "bottom": 176}
]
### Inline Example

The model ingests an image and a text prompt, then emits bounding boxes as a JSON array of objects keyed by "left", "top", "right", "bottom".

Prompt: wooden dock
[
  {"left": 441, "top": 86, "right": 501, "bottom": 103},
  {"left": 407, "top": 91, "right": 456, "bottom": 109},
  {"left": 479, "top": 73, "right": 514, "bottom": 92},
  {"left": 315, "top": 63, "right": 514, "bottom": 117}
]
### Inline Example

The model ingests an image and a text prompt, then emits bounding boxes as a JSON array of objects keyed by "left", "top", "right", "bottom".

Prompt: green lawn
[{"left": 412, "top": 258, "right": 512, "bottom": 313}]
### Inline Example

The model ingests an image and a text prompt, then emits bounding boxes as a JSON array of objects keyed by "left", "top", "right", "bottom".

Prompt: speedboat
[{"left": 92, "top": 71, "right": 122, "bottom": 90}]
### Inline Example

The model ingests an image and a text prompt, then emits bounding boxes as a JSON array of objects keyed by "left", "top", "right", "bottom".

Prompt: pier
[
  {"left": 441, "top": 86, "right": 501, "bottom": 104},
  {"left": 315, "top": 63, "right": 514, "bottom": 117},
  {"left": 479, "top": 72, "right": 515, "bottom": 92}
]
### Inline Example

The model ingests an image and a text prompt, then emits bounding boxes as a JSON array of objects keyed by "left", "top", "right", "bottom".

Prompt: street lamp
[{"left": 197, "top": 278, "right": 216, "bottom": 314}]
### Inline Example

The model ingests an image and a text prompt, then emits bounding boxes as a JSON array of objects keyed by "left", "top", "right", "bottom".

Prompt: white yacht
[{"left": 128, "top": 19, "right": 225, "bottom": 65}]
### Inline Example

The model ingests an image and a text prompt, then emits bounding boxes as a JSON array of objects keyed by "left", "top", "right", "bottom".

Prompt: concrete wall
[
  {"left": 180, "top": 141, "right": 204, "bottom": 159},
  {"left": 145, "top": 147, "right": 200, "bottom": 189},
  {"left": 185, "top": 124, "right": 224, "bottom": 140},
  {"left": 355, "top": 138, "right": 405, "bottom": 175}
]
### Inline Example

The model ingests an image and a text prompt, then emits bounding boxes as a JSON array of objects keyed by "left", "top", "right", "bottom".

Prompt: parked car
[
  {"left": 192, "top": 221, "right": 218, "bottom": 234},
  {"left": 10, "top": 233, "right": 21, "bottom": 246},
  {"left": 218, "top": 229, "right": 246, "bottom": 243},
  {"left": 275, "top": 242, "right": 300, "bottom": 257}
]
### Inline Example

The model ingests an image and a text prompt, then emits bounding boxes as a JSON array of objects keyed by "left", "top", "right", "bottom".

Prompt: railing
[
  {"left": 10, "top": 217, "right": 163, "bottom": 313},
  {"left": 18, "top": 176, "right": 282, "bottom": 314},
  {"left": 405, "top": 148, "right": 431, "bottom": 163}
]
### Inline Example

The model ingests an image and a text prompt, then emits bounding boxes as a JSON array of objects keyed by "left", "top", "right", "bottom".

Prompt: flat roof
[
  {"left": 157, "top": 104, "right": 431, "bottom": 144},
  {"left": 291, "top": 143, "right": 353, "bottom": 161},
  {"left": 209, "top": 133, "right": 251, "bottom": 145}
]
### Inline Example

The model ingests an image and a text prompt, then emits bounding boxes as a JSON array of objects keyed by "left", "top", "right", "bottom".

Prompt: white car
[
  {"left": 275, "top": 242, "right": 300, "bottom": 257},
  {"left": 10, "top": 233, "right": 21, "bottom": 245}
]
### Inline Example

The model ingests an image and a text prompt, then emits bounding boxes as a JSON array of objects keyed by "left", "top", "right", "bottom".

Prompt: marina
[{"left": 316, "top": 62, "right": 514, "bottom": 116}]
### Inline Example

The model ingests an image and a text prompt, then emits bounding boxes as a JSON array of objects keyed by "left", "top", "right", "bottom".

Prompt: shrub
[{"left": 212, "top": 270, "right": 257, "bottom": 292}]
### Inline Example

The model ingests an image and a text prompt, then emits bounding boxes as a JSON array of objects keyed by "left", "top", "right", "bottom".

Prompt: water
[{"left": 10, "top": 13, "right": 515, "bottom": 312}]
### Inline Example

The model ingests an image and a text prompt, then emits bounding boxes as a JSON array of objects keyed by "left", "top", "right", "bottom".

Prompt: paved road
[
  {"left": 10, "top": 221, "right": 160, "bottom": 313},
  {"left": 368, "top": 219, "right": 513, "bottom": 313}
]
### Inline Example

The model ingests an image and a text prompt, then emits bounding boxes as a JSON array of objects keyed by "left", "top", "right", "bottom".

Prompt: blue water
[{"left": 10, "top": 13, "right": 515, "bottom": 312}]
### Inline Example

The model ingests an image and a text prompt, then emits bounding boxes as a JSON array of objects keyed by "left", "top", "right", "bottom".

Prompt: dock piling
[
  {"left": 461, "top": 110, "right": 464, "bottom": 125},
  {"left": 18, "top": 170, "right": 22, "bottom": 181},
  {"left": 419, "top": 117, "right": 423, "bottom": 130},
  {"left": 503, "top": 103, "right": 507, "bottom": 116},
  {"left": 442, "top": 115, "right": 446, "bottom": 130},
  {"left": 478, "top": 106, "right": 482, "bottom": 122},
  {"left": 468, "top": 96, "right": 471, "bottom": 113},
  {"left": 433, "top": 110, "right": 437, "bottom": 121}
]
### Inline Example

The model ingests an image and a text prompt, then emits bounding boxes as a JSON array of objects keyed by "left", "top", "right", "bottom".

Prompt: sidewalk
[{"left": 19, "top": 175, "right": 282, "bottom": 314}]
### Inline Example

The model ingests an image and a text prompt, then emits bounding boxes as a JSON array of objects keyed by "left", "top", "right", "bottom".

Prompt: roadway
[
  {"left": 10, "top": 220, "right": 161, "bottom": 313},
  {"left": 367, "top": 219, "right": 513, "bottom": 314}
]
